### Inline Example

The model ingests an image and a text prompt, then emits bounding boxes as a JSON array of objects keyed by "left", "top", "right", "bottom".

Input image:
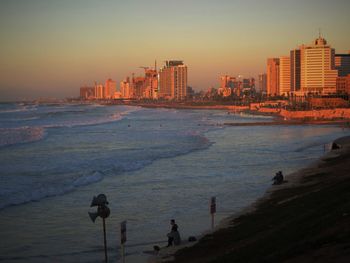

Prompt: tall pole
[
  {"left": 103, "top": 218, "right": 108, "bottom": 263},
  {"left": 210, "top": 196, "right": 216, "bottom": 231},
  {"left": 121, "top": 244, "right": 125, "bottom": 263},
  {"left": 211, "top": 213, "right": 215, "bottom": 230}
]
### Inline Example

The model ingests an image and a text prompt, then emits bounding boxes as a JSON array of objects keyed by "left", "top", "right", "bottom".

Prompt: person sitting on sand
[
  {"left": 167, "top": 219, "right": 181, "bottom": 247},
  {"left": 272, "top": 171, "right": 284, "bottom": 185}
]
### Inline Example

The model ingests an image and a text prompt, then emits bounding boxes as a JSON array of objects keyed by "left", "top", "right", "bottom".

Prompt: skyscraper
[
  {"left": 300, "top": 36, "right": 338, "bottom": 94},
  {"left": 80, "top": 86, "right": 95, "bottom": 99},
  {"left": 220, "top": 75, "right": 231, "bottom": 89},
  {"left": 143, "top": 68, "right": 158, "bottom": 99},
  {"left": 290, "top": 49, "right": 301, "bottom": 93},
  {"left": 279, "top": 56, "right": 291, "bottom": 96},
  {"left": 133, "top": 77, "right": 145, "bottom": 99},
  {"left": 120, "top": 78, "right": 131, "bottom": 99},
  {"left": 94, "top": 83, "right": 104, "bottom": 99},
  {"left": 159, "top": 60, "right": 188, "bottom": 100},
  {"left": 105, "top": 78, "right": 117, "bottom": 99},
  {"left": 267, "top": 58, "right": 280, "bottom": 96}
]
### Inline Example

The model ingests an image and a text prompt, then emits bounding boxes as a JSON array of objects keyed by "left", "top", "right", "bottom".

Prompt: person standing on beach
[{"left": 167, "top": 219, "right": 181, "bottom": 247}]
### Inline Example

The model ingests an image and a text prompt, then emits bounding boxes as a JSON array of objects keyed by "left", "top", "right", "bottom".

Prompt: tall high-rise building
[
  {"left": 120, "top": 78, "right": 131, "bottom": 99},
  {"left": 290, "top": 49, "right": 301, "bottom": 93},
  {"left": 220, "top": 75, "right": 231, "bottom": 89},
  {"left": 80, "top": 86, "right": 95, "bottom": 99},
  {"left": 300, "top": 36, "right": 338, "bottom": 94},
  {"left": 258, "top": 73, "right": 267, "bottom": 93},
  {"left": 279, "top": 56, "right": 291, "bottom": 96},
  {"left": 133, "top": 77, "right": 145, "bottom": 99},
  {"left": 143, "top": 68, "right": 158, "bottom": 99},
  {"left": 335, "top": 52, "right": 350, "bottom": 77},
  {"left": 159, "top": 60, "right": 187, "bottom": 100},
  {"left": 105, "top": 78, "right": 117, "bottom": 99},
  {"left": 94, "top": 83, "right": 104, "bottom": 99},
  {"left": 267, "top": 58, "right": 280, "bottom": 96}
]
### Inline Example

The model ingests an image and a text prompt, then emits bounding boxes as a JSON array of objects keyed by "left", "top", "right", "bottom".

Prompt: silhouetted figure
[
  {"left": 167, "top": 219, "right": 181, "bottom": 247},
  {"left": 272, "top": 171, "right": 284, "bottom": 185},
  {"left": 153, "top": 245, "right": 160, "bottom": 254}
]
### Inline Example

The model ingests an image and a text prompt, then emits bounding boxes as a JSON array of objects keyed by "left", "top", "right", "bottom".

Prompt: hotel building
[
  {"left": 300, "top": 36, "right": 338, "bottom": 95},
  {"left": 159, "top": 60, "right": 187, "bottom": 100}
]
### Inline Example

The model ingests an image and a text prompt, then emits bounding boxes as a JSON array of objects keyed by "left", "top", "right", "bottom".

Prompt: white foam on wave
[
  {"left": 41, "top": 112, "right": 124, "bottom": 128},
  {"left": 72, "top": 171, "right": 104, "bottom": 187},
  {"left": 41, "top": 105, "right": 142, "bottom": 129},
  {"left": 0, "top": 127, "right": 45, "bottom": 147},
  {"left": 0, "top": 129, "right": 213, "bottom": 210}
]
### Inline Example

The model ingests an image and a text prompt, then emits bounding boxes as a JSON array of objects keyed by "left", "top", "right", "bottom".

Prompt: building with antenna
[
  {"left": 299, "top": 35, "right": 338, "bottom": 95},
  {"left": 159, "top": 60, "right": 188, "bottom": 100}
]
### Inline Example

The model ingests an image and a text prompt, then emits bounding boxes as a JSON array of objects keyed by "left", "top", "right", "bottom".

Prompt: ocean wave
[
  {"left": 6, "top": 116, "right": 41, "bottom": 121},
  {"left": 0, "top": 131, "right": 212, "bottom": 210},
  {"left": 72, "top": 171, "right": 104, "bottom": 187},
  {"left": 0, "top": 127, "right": 45, "bottom": 147},
  {"left": 40, "top": 106, "right": 141, "bottom": 129},
  {"left": 41, "top": 112, "right": 124, "bottom": 128},
  {"left": 0, "top": 171, "right": 105, "bottom": 210},
  {"left": 0, "top": 103, "right": 38, "bottom": 113}
]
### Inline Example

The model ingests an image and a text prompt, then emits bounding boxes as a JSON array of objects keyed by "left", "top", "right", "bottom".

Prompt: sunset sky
[{"left": 1, "top": 0, "right": 349, "bottom": 101}]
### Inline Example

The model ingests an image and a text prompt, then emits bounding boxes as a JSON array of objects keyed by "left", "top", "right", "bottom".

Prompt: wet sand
[{"left": 151, "top": 136, "right": 350, "bottom": 263}]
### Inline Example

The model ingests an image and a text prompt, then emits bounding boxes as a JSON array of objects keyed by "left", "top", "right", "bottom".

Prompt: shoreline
[
  {"left": 151, "top": 135, "right": 350, "bottom": 263},
  {"left": 132, "top": 102, "right": 350, "bottom": 127},
  {"left": 124, "top": 102, "right": 350, "bottom": 124}
]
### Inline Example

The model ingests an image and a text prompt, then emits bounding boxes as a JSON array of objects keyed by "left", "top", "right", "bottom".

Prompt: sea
[{"left": 0, "top": 102, "right": 348, "bottom": 263}]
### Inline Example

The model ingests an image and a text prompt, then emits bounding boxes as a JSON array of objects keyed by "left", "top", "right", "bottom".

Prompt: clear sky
[{"left": 1, "top": 0, "right": 349, "bottom": 101}]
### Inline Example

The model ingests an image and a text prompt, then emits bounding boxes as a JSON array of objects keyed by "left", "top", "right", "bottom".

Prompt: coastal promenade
[
  {"left": 153, "top": 136, "right": 350, "bottom": 263},
  {"left": 223, "top": 120, "right": 350, "bottom": 127}
]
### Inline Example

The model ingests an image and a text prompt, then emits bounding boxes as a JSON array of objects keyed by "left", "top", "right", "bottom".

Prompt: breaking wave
[
  {"left": 0, "top": 127, "right": 45, "bottom": 147},
  {"left": 0, "top": 133, "right": 212, "bottom": 210}
]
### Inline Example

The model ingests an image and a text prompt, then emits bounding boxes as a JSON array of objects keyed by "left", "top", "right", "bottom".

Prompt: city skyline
[{"left": 1, "top": 0, "right": 350, "bottom": 101}]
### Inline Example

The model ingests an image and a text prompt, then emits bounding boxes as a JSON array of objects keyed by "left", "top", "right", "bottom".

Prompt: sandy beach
[{"left": 150, "top": 136, "right": 350, "bottom": 263}]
